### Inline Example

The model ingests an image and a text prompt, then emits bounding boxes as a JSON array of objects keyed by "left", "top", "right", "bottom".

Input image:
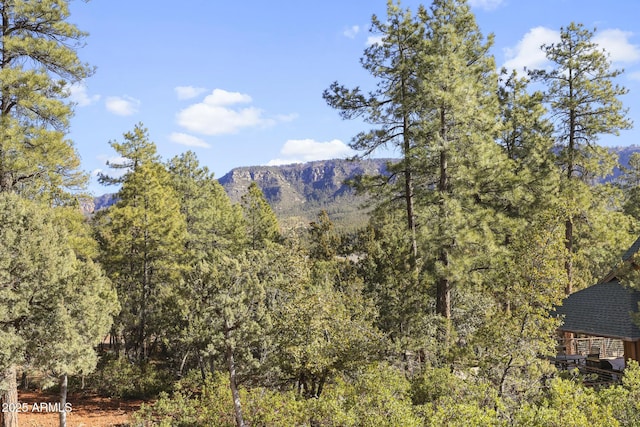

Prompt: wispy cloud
[
  {"left": 105, "top": 95, "right": 140, "bottom": 116},
  {"left": 502, "top": 27, "right": 560, "bottom": 71},
  {"left": 594, "top": 29, "right": 640, "bottom": 64},
  {"left": 267, "top": 139, "right": 354, "bottom": 165},
  {"left": 176, "top": 88, "right": 294, "bottom": 136},
  {"left": 468, "top": 0, "right": 505, "bottom": 11},
  {"left": 343, "top": 25, "right": 360, "bottom": 39},
  {"left": 169, "top": 132, "right": 210, "bottom": 148},
  {"left": 69, "top": 82, "right": 100, "bottom": 107},
  {"left": 175, "top": 85, "right": 208, "bottom": 100},
  {"left": 366, "top": 35, "right": 384, "bottom": 46},
  {"left": 503, "top": 26, "right": 640, "bottom": 73}
]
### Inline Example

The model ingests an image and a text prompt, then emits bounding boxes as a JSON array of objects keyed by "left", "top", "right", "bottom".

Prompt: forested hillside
[
  {"left": 5, "top": 1, "right": 640, "bottom": 427},
  {"left": 218, "top": 158, "right": 391, "bottom": 230}
]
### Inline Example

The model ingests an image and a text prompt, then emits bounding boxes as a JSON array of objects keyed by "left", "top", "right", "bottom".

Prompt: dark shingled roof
[
  {"left": 600, "top": 235, "right": 640, "bottom": 283},
  {"left": 556, "top": 281, "right": 640, "bottom": 341},
  {"left": 622, "top": 235, "right": 640, "bottom": 262}
]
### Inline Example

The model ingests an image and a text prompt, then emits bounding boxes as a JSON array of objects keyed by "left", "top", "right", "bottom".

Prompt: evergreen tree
[
  {"left": 273, "top": 233, "right": 383, "bottom": 399},
  {"left": 308, "top": 210, "right": 340, "bottom": 261},
  {"left": 96, "top": 160, "right": 186, "bottom": 363},
  {"left": 357, "top": 208, "right": 437, "bottom": 372},
  {"left": 98, "top": 123, "right": 160, "bottom": 186},
  {"left": 323, "top": 0, "right": 424, "bottom": 263},
  {"left": 530, "top": 22, "right": 633, "bottom": 293},
  {"left": 167, "top": 151, "right": 245, "bottom": 256},
  {"left": 0, "top": 193, "right": 117, "bottom": 427},
  {"left": 497, "top": 70, "right": 558, "bottom": 218},
  {"left": 167, "top": 151, "right": 248, "bottom": 374},
  {"left": 184, "top": 251, "right": 268, "bottom": 427},
  {"left": 241, "top": 182, "right": 280, "bottom": 250},
  {"left": 414, "top": 0, "right": 509, "bottom": 329},
  {"left": 29, "top": 259, "right": 118, "bottom": 427},
  {"left": 618, "top": 152, "right": 640, "bottom": 222},
  {"left": 0, "top": 0, "right": 92, "bottom": 198},
  {"left": 472, "top": 213, "right": 566, "bottom": 413}
]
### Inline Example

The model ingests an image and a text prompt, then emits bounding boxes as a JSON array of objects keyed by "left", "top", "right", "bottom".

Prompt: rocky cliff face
[{"left": 218, "top": 158, "right": 391, "bottom": 228}]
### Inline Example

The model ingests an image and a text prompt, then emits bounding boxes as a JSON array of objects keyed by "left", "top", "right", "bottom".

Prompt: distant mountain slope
[
  {"left": 218, "top": 158, "right": 392, "bottom": 230},
  {"left": 88, "top": 145, "right": 640, "bottom": 226}
]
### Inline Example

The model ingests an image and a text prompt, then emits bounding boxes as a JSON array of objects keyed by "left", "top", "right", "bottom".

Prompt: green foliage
[
  {"left": 241, "top": 182, "right": 281, "bottom": 249},
  {"left": 619, "top": 152, "right": 640, "bottom": 222},
  {"left": 92, "top": 356, "right": 172, "bottom": 399},
  {"left": 271, "top": 236, "right": 384, "bottom": 399},
  {"left": 98, "top": 123, "right": 160, "bottom": 185},
  {"left": 0, "top": 193, "right": 74, "bottom": 372},
  {"left": 324, "top": 0, "right": 425, "bottom": 263},
  {"left": 0, "top": 0, "right": 92, "bottom": 197},
  {"left": 471, "top": 213, "right": 565, "bottom": 408},
  {"left": 181, "top": 251, "right": 268, "bottom": 371},
  {"left": 599, "top": 360, "right": 640, "bottom": 427},
  {"left": 308, "top": 210, "right": 340, "bottom": 261},
  {"left": 96, "top": 150, "right": 187, "bottom": 362},
  {"left": 167, "top": 151, "right": 246, "bottom": 256},
  {"left": 514, "top": 378, "right": 618, "bottom": 427},
  {"left": 28, "top": 258, "right": 118, "bottom": 377},
  {"left": 357, "top": 209, "right": 441, "bottom": 368},
  {"left": 531, "top": 22, "right": 634, "bottom": 293},
  {"left": 0, "top": 192, "right": 117, "bottom": 400},
  {"left": 310, "top": 363, "right": 422, "bottom": 427},
  {"left": 411, "top": 367, "right": 502, "bottom": 426},
  {"left": 133, "top": 370, "right": 306, "bottom": 427}
]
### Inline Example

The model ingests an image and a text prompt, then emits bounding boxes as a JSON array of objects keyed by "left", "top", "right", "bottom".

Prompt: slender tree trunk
[
  {"left": 400, "top": 73, "right": 418, "bottom": 265},
  {"left": 0, "top": 367, "right": 18, "bottom": 427},
  {"left": 565, "top": 218, "right": 573, "bottom": 295},
  {"left": 436, "top": 111, "right": 451, "bottom": 321},
  {"left": 225, "top": 323, "right": 244, "bottom": 427},
  {"left": 565, "top": 79, "right": 576, "bottom": 296},
  {"left": 59, "top": 374, "right": 68, "bottom": 427}
]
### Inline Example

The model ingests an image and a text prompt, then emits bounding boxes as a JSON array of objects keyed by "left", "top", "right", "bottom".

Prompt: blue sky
[{"left": 66, "top": 0, "right": 640, "bottom": 194}]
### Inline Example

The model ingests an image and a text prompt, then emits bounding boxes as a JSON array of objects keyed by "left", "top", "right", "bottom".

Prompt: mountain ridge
[{"left": 87, "top": 145, "right": 640, "bottom": 228}]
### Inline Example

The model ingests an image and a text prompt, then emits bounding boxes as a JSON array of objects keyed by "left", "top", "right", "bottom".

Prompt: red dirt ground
[{"left": 16, "top": 391, "right": 144, "bottom": 427}]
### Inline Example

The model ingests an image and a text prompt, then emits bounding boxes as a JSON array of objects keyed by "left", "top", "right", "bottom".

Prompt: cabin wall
[{"left": 623, "top": 340, "right": 640, "bottom": 361}]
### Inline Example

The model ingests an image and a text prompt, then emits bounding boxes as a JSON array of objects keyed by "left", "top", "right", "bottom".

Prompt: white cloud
[
  {"left": 94, "top": 155, "right": 129, "bottom": 180},
  {"left": 176, "top": 88, "right": 294, "bottom": 136},
  {"left": 275, "top": 113, "right": 299, "bottom": 122},
  {"left": 169, "top": 132, "right": 210, "bottom": 148},
  {"left": 267, "top": 139, "right": 355, "bottom": 165},
  {"left": 175, "top": 85, "right": 207, "bottom": 100},
  {"left": 594, "top": 29, "right": 640, "bottom": 64},
  {"left": 468, "top": 0, "right": 505, "bottom": 10},
  {"left": 69, "top": 82, "right": 100, "bottom": 107},
  {"left": 504, "top": 26, "right": 640, "bottom": 73},
  {"left": 105, "top": 96, "right": 140, "bottom": 116},
  {"left": 503, "top": 26, "right": 560, "bottom": 71},
  {"left": 366, "top": 35, "right": 384, "bottom": 46},
  {"left": 344, "top": 25, "right": 360, "bottom": 39}
]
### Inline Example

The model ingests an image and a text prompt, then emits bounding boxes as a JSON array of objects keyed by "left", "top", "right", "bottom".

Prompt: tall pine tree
[
  {"left": 530, "top": 22, "right": 633, "bottom": 293},
  {"left": 96, "top": 128, "right": 186, "bottom": 363},
  {"left": 323, "top": 0, "right": 423, "bottom": 264},
  {"left": 0, "top": 0, "right": 92, "bottom": 199}
]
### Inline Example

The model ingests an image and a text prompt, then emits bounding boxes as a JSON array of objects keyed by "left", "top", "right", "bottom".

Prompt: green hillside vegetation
[
  {"left": 218, "top": 158, "right": 392, "bottom": 231},
  {"left": 5, "top": 1, "right": 640, "bottom": 427}
]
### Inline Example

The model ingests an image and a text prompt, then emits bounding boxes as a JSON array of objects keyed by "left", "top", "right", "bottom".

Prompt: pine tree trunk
[
  {"left": 224, "top": 319, "right": 244, "bottom": 427},
  {"left": 400, "top": 72, "right": 418, "bottom": 265},
  {"left": 0, "top": 367, "right": 18, "bottom": 427},
  {"left": 565, "top": 218, "right": 573, "bottom": 295},
  {"left": 59, "top": 374, "right": 68, "bottom": 427}
]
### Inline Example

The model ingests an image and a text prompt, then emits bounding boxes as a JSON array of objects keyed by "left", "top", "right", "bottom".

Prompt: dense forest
[{"left": 3, "top": 0, "right": 640, "bottom": 426}]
